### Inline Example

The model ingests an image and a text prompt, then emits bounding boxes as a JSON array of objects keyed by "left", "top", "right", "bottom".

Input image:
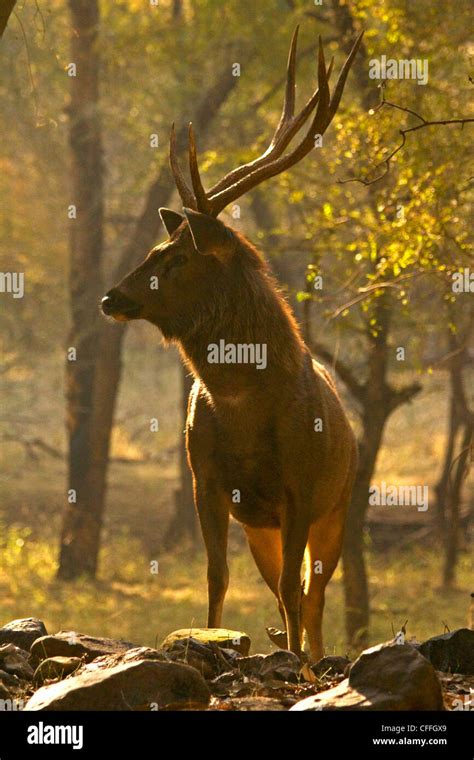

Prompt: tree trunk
[
  {"left": 164, "top": 364, "right": 197, "bottom": 547},
  {"left": 440, "top": 323, "right": 473, "bottom": 587},
  {"left": 58, "top": 0, "right": 104, "bottom": 579},
  {"left": 58, "top": 60, "right": 239, "bottom": 578},
  {"left": 343, "top": 408, "right": 386, "bottom": 647},
  {"left": 443, "top": 423, "right": 472, "bottom": 587}
]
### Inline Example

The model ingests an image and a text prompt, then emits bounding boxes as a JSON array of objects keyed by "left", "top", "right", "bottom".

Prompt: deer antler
[{"left": 169, "top": 27, "right": 364, "bottom": 217}]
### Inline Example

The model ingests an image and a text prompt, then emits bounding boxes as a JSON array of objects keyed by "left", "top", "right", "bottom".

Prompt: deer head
[{"left": 101, "top": 28, "right": 363, "bottom": 337}]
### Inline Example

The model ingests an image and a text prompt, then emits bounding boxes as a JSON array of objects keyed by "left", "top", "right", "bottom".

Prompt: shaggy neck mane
[{"left": 178, "top": 230, "right": 306, "bottom": 395}]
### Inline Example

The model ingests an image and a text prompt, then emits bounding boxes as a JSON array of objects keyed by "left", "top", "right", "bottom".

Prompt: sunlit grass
[{"left": 0, "top": 524, "right": 470, "bottom": 657}]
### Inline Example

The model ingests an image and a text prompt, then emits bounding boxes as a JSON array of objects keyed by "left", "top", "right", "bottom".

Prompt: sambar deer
[{"left": 102, "top": 28, "right": 361, "bottom": 662}]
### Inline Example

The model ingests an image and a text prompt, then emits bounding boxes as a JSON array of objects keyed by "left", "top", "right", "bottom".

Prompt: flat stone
[
  {"left": 34, "top": 657, "right": 82, "bottom": 685},
  {"left": 24, "top": 658, "right": 210, "bottom": 711},
  {"left": 291, "top": 641, "right": 444, "bottom": 711},
  {"left": 30, "top": 631, "right": 136, "bottom": 664},
  {"left": 161, "top": 628, "right": 251, "bottom": 656},
  {"left": 0, "top": 618, "right": 47, "bottom": 651}
]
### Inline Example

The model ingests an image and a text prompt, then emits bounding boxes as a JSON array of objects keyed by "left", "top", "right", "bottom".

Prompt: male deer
[{"left": 102, "top": 28, "right": 361, "bottom": 662}]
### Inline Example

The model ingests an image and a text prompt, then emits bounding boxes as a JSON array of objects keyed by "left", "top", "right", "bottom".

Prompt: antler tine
[
  {"left": 169, "top": 123, "right": 197, "bottom": 210},
  {"left": 275, "top": 53, "right": 334, "bottom": 145},
  {"left": 328, "top": 31, "right": 364, "bottom": 119},
  {"left": 188, "top": 123, "right": 211, "bottom": 214},
  {"left": 207, "top": 34, "right": 359, "bottom": 217},
  {"left": 279, "top": 25, "right": 299, "bottom": 129},
  {"left": 206, "top": 27, "right": 326, "bottom": 203}
]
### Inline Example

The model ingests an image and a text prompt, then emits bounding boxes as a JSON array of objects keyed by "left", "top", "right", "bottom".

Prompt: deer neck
[{"left": 178, "top": 261, "right": 305, "bottom": 400}]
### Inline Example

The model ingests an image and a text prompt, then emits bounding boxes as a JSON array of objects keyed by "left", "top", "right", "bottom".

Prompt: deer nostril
[{"left": 101, "top": 290, "right": 141, "bottom": 317}]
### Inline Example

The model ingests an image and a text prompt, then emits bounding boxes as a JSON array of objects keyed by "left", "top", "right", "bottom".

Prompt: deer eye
[{"left": 162, "top": 254, "right": 187, "bottom": 276}]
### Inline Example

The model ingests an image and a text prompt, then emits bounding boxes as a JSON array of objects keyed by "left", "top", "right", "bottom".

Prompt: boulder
[
  {"left": 34, "top": 657, "right": 82, "bottom": 685},
  {"left": 418, "top": 629, "right": 474, "bottom": 675},
  {"left": 0, "top": 618, "right": 47, "bottom": 651},
  {"left": 291, "top": 641, "right": 444, "bottom": 711},
  {"left": 0, "top": 644, "right": 34, "bottom": 681},
  {"left": 24, "top": 658, "right": 210, "bottom": 711},
  {"left": 84, "top": 647, "right": 169, "bottom": 671},
  {"left": 161, "top": 628, "right": 250, "bottom": 656},
  {"left": 30, "top": 631, "right": 136, "bottom": 664},
  {"left": 237, "top": 650, "right": 300, "bottom": 683},
  {"left": 312, "top": 655, "right": 351, "bottom": 678}
]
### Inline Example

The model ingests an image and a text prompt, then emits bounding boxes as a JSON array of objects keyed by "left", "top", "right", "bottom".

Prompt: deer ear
[
  {"left": 159, "top": 208, "right": 185, "bottom": 236},
  {"left": 183, "top": 207, "right": 233, "bottom": 258}
]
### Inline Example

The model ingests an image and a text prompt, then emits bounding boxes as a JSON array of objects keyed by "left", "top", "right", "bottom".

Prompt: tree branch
[{"left": 339, "top": 96, "right": 474, "bottom": 186}]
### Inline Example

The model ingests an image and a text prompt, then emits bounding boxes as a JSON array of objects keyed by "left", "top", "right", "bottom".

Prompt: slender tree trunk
[
  {"left": 443, "top": 423, "right": 472, "bottom": 586},
  {"left": 58, "top": 0, "right": 104, "bottom": 579},
  {"left": 439, "top": 322, "right": 473, "bottom": 587},
  {"left": 58, "top": 61, "right": 239, "bottom": 578},
  {"left": 164, "top": 364, "right": 197, "bottom": 547},
  {"left": 435, "top": 393, "right": 458, "bottom": 540},
  {"left": 172, "top": 0, "right": 183, "bottom": 21}
]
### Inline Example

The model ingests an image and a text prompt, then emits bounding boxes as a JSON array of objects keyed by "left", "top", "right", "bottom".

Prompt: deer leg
[
  {"left": 302, "top": 508, "right": 346, "bottom": 663},
  {"left": 279, "top": 510, "right": 310, "bottom": 658},
  {"left": 195, "top": 482, "right": 230, "bottom": 628},
  {"left": 244, "top": 526, "right": 286, "bottom": 627}
]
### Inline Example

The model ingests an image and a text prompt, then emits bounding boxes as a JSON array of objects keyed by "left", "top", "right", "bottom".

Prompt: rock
[
  {"left": 161, "top": 628, "right": 250, "bottom": 656},
  {"left": 30, "top": 631, "right": 136, "bottom": 664},
  {"left": 312, "top": 655, "right": 352, "bottom": 678},
  {"left": 0, "top": 618, "right": 47, "bottom": 651},
  {"left": 85, "top": 647, "right": 169, "bottom": 671},
  {"left": 0, "top": 680, "right": 12, "bottom": 701},
  {"left": 260, "top": 651, "right": 301, "bottom": 682},
  {"left": 266, "top": 626, "right": 288, "bottom": 649},
  {"left": 165, "top": 637, "right": 237, "bottom": 679},
  {"left": 0, "top": 644, "right": 34, "bottom": 681},
  {"left": 418, "top": 629, "right": 474, "bottom": 675},
  {"left": 34, "top": 657, "right": 82, "bottom": 685},
  {"left": 236, "top": 650, "right": 300, "bottom": 683},
  {"left": 24, "top": 658, "right": 210, "bottom": 711},
  {"left": 291, "top": 641, "right": 444, "bottom": 711},
  {"left": 235, "top": 654, "right": 266, "bottom": 676}
]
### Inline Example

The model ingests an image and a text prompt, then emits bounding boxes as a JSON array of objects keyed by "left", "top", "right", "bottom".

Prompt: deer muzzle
[{"left": 101, "top": 289, "right": 142, "bottom": 321}]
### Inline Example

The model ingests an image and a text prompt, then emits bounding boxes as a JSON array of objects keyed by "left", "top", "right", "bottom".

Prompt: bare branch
[{"left": 339, "top": 97, "right": 474, "bottom": 186}]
